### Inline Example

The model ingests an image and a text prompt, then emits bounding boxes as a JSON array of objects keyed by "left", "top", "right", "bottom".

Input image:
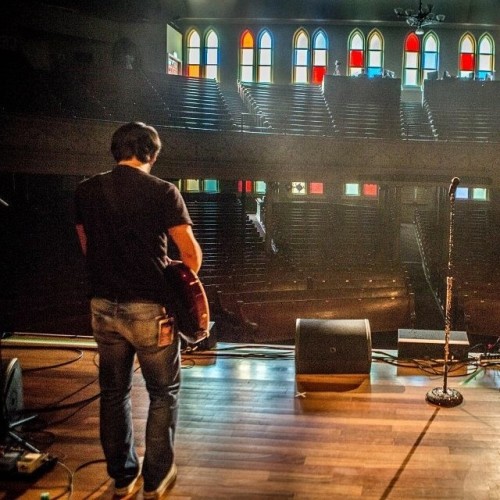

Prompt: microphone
[{"left": 448, "top": 177, "right": 460, "bottom": 198}]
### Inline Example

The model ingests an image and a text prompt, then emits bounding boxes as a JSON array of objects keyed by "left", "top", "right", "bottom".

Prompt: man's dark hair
[{"left": 111, "top": 122, "right": 162, "bottom": 163}]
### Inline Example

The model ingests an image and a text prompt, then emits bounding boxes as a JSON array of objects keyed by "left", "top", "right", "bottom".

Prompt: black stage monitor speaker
[
  {"left": 1, "top": 358, "right": 25, "bottom": 428},
  {"left": 295, "top": 319, "right": 372, "bottom": 375}
]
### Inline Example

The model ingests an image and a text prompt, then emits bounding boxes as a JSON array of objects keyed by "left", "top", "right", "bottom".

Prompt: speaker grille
[
  {"left": 1, "top": 358, "right": 25, "bottom": 422},
  {"left": 295, "top": 319, "right": 372, "bottom": 374}
]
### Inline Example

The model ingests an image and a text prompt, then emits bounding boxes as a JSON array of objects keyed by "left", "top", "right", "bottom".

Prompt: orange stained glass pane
[
  {"left": 312, "top": 66, "right": 326, "bottom": 84},
  {"left": 242, "top": 31, "right": 254, "bottom": 48},
  {"left": 349, "top": 50, "right": 364, "bottom": 67},
  {"left": 460, "top": 53, "right": 475, "bottom": 71},
  {"left": 405, "top": 33, "right": 420, "bottom": 52},
  {"left": 188, "top": 65, "right": 200, "bottom": 77}
]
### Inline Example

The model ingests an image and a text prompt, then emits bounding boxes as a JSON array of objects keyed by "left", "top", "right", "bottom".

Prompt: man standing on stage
[{"left": 75, "top": 121, "right": 202, "bottom": 498}]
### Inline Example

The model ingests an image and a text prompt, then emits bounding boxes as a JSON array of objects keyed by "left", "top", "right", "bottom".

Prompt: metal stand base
[
  {"left": 1, "top": 414, "right": 40, "bottom": 452},
  {"left": 426, "top": 387, "right": 463, "bottom": 408}
]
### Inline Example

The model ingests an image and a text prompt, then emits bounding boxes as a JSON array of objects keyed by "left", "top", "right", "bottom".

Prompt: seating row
[
  {"left": 414, "top": 206, "right": 500, "bottom": 337},
  {"left": 424, "top": 80, "right": 500, "bottom": 142},
  {"left": 234, "top": 293, "right": 415, "bottom": 343}
]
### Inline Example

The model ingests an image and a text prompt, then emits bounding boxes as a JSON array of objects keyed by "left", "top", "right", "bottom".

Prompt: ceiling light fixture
[{"left": 394, "top": 1, "right": 445, "bottom": 35}]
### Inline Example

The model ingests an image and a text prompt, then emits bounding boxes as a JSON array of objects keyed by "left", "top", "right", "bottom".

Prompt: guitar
[{"left": 164, "top": 261, "right": 210, "bottom": 344}]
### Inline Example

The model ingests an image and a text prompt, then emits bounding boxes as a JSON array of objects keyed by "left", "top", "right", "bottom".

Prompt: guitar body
[{"left": 164, "top": 261, "right": 210, "bottom": 344}]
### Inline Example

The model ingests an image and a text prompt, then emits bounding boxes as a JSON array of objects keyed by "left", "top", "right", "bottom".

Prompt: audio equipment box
[{"left": 397, "top": 329, "right": 470, "bottom": 360}]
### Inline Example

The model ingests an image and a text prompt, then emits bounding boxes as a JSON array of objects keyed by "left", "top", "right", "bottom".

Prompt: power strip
[
  {"left": 0, "top": 447, "right": 57, "bottom": 478},
  {"left": 17, "top": 453, "right": 50, "bottom": 474},
  {"left": 479, "top": 353, "right": 500, "bottom": 364}
]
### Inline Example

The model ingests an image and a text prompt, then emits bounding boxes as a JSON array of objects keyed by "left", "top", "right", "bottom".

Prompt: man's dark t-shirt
[{"left": 75, "top": 165, "right": 192, "bottom": 304}]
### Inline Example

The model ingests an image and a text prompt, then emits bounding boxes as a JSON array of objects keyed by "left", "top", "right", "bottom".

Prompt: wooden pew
[
  {"left": 217, "top": 286, "right": 410, "bottom": 320},
  {"left": 463, "top": 297, "right": 500, "bottom": 337},
  {"left": 234, "top": 293, "right": 415, "bottom": 342}
]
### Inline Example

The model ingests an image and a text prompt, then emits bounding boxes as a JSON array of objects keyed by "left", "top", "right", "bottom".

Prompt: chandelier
[{"left": 394, "top": 1, "right": 445, "bottom": 35}]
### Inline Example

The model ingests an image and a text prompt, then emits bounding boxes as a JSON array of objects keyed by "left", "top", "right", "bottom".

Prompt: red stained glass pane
[
  {"left": 363, "top": 183, "right": 378, "bottom": 197},
  {"left": 349, "top": 50, "right": 364, "bottom": 68},
  {"left": 460, "top": 53, "right": 475, "bottom": 71},
  {"left": 309, "top": 182, "right": 324, "bottom": 194},
  {"left": 237, "top": 180, "right": 253, "bottom": 193},
  {"left": 312, "top": 66, "right": 326, "bottom": 84},
  {"left": 405, "top": 33, "right": 420, "bottom": 52}
]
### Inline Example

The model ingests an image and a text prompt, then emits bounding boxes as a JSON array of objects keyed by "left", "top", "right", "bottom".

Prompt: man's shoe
[
  {"left": 114, "top": 473, "right": 142, "bottom": 497},
  {"left": 143, "top": 464, "right": 177, "bottom": 499}
]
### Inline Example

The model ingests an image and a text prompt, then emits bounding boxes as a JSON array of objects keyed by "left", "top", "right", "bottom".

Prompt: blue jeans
[{"left": 91, "top": 298, "right": 180, "bottom": 491}]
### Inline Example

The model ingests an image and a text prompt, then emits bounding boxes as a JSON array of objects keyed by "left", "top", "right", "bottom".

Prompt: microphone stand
[{"left": 426, "top": 178, "right": 463, "bottom": 408}]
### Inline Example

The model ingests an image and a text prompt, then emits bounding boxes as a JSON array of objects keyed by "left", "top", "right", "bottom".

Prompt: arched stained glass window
[
  {"left": 258, "top": 30, "right": 273, "bottom": 83},
  {"left": 312, "top": 30, "right": 328, "bottom": 84},
  {"left": 293, "top": 29, "right": 309, "bottom": 83},
  {"left": 187, "top": 30, "right": 201, "bottom": 77},
  {"left": 459, "top": 33, "right": 476, "bottom": 78},
  {"left": 348, "top": 30, "right": 365, "bottom": 76},
  {"left": 422, "top": 32, "right": 439, "bottom": 80},
  {"left": 478, "top": 34, "right": 494, "bottom": 80},
  {"left": 205, "top": 30, "right": 219, "bottom": 80},
  {"left": 240, "top": 30, "right": 255, "bottom": 82},
  {"left": 403, "top": 32, "right": 421, "bottom": 86},
  {"left": 367, "top": 30, "right": 383, "bottom": 77}
]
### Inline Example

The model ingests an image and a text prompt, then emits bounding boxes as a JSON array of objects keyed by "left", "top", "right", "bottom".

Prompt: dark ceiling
[{"left": 27, "top": 0, "right": 500, "bottom": 26}]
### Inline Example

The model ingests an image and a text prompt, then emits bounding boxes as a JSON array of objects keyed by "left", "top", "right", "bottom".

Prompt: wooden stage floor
[{"left": 1, "top": 334, "right": 500, "bottom": 499}]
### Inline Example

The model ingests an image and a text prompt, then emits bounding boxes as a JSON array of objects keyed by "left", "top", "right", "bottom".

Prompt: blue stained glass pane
[
  {"left": 455, "top": 187, "right": 469, "bottom": 199},
  {"left": 204, "top": 179, "right": 219, "bottom": 192},
  {"left": 255, "top": 181, "right": 267, "bottom": 193},
  {"left": 367, "top": 67, "right": 382, "bottom": 78},
  {"left": 314, "top": 32, "right": 327, "bottom": 49},
  {"left": 473, "top": 188, "right": 487, "bottom": 200},
  {"left": 345, "top": 183, "right": 360, "bottom": 196},
  {"left": 423, "top": 52, "right": 437, "bottom": 69},
  {"left": 477, "top": 71, "right": 491, "bottom": 80}
]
